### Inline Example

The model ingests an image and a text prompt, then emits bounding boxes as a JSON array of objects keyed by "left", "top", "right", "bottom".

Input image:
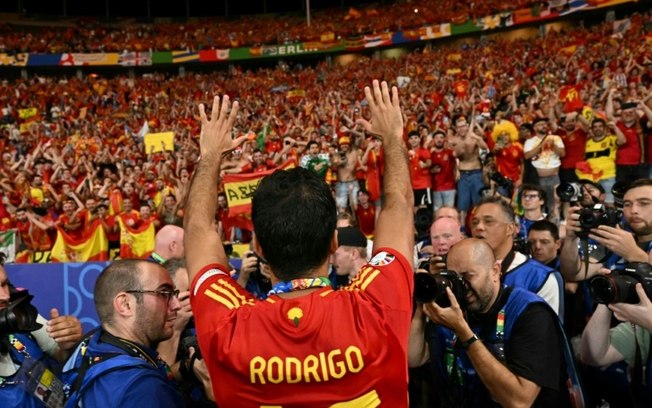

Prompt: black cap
[
  {"left": 519, "top": 123, "right": 534, "bottom": 132},
  {"left": 578, "top": 179, "right": 605, "bottom": 194},
  {"left": 533, "top": 117, "right": 548, "bottom": 126},
  {"left": 337, "top": 227, "right": 367, "bottom": 248}
]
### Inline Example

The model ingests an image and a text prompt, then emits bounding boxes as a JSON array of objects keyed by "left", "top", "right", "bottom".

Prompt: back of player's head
[{"left": 252, "top": 167, "right": 337, "bottom": 281}]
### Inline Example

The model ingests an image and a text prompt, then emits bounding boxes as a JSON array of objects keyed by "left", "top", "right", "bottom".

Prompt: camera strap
[
  {"left": 500, "top": 251, "right": 516, "bottom": 276},
  {"left": 631, "top": 323, "right": 649, "bottom": 408}
]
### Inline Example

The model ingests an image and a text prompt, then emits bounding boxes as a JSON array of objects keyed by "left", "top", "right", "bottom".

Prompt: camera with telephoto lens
[
  {"left": 556, "top": 182, "right": 582, "bottom": 202},
  {"left": 589, "top": 262, "right": 652, "bottom": 304},
  {"left": 414, "top": 270, "right": 469, "bottom": 308},
  {"left": 0, "top": 289, "right": 42, "bottom": 336},
  {"left": 578, "top": 203, "right": 619, "bottom": 232}
]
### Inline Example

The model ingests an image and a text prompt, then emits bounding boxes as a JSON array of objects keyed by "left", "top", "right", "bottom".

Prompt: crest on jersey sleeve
[{"left": 369, "top": 251, "right": 395, "bottom": 266}]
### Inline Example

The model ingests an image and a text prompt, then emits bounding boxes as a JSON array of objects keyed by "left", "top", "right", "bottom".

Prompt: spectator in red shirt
[
  {"left": 407, "top": 130, "right": 432, "bottom": 211},
  {"left": 606, "top": 90, "right": 651, "bottom": 182},
  {"left": 551, "top": 112, "right": 588, "bottom": 184},
  {"left": 353, "top": 189, "right": 376, "bottom": 238},
  {"left": 429, "top": 130, "right": 456, "bottom": 212}
]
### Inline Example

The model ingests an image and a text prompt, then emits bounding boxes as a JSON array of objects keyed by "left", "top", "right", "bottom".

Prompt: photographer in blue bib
[
  {"left": 413, "top": 238, "right": 579, "bottom": 407},
  {"left": 559, "top": 178, "right": 652, "bottom": 407},
  {"left": 0, "top": 254, "right": 83, "bottom": 408}
]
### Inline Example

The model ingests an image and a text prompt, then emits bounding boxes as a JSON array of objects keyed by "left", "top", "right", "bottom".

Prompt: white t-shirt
[{"left": 524, "top": 134, "right": 564, "bottom": 170}]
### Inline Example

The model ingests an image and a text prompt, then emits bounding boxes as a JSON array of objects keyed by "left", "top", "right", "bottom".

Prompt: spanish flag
[
  {"left": 50, "top": 219, "right": 109, "bottom": 262},
  {"left": 118, "top": 217, "right": 155, "bottom": 259}
]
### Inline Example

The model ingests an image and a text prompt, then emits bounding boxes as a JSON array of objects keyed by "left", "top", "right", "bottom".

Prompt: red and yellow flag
[
  {"left": 50, "top": 219, "right": 109, "bottom": 262},
  {"left": 118, "top": 216, "right": 155, "bottom": 259},
  {"left": 559, "top": 85, "right": 583, "bottom": 113}
]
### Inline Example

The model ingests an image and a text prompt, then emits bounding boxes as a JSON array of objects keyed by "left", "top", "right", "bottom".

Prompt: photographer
[
  {"left": 408, "top": 217, "right": 464, "bottom": 368},
  {"left": 234, "top": 250, "right": 271, "bottom": 299},
  {"left": 0, "top": 254, "right": 83, "bottom": 407},
  {"left": 471, "top": 196, "right": 563, "bottom": 315},
  {"left": 559, "top": 178, "right": 652, "bottom": 282},
  {"left": 421, "top": 238, "right": 573, "bottom": 407},
  {"left": 580, "top": 263, "right": 652, "bottom": 406}
]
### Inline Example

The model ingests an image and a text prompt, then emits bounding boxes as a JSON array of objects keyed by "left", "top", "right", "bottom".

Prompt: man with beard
[
  {"left": 560, "top": 178, "right": 652, "bottom": 281},
  {"left": 430, "top": 130, "right": 456, "bottom": 213},
  {"left": 576, "top": 118, "right": 625, "bottom": 205},
  {"left": 421, "top": 238, "right": 571, "bottom": 407},
  {"left": 62, "top": 259, "right": 184, "bottom": 407},
  {"left": 0, "top": 255, "right": 83, "bottom": 407}
]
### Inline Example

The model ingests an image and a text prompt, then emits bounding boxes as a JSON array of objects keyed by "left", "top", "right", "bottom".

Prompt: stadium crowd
[
  {"left": 0, "top": 4, "right": 652, "bottom": 407},
  {"left": 0, "top": 0, "right": 538, "bottom": 52}
]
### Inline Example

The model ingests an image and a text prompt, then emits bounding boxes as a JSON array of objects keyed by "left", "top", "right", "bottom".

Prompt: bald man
[
  {"left": 149, "top": 225, "right": 185, "bottom": 264},
  {"left": 411, "top": 238, "right": 573, "bottom": 407}
]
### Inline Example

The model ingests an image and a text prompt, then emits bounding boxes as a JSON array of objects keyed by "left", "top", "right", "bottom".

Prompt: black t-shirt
[{"left": 507, "top": 303, "right": 571, "bottom": 408}]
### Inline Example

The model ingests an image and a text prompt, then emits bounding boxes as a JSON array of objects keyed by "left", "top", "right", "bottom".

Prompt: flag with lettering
[
  {"left": 0, "top": 230, "right": 16, "bottom": 263},
  {"left": 118, "top": 217, "right": 155, "bottom": 259},
  {"left": 50, "top": 219, "right": 109, "bottom": 262},
  {"left": 559, "top": 85, "right": 583, "bottom": 113},
  {"left": 222, "top": 161, "right": 295, "bottom": 218}
]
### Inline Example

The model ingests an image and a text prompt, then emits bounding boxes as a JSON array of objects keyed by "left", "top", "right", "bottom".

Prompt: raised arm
[
  {"left": 358, "top": 80, "right": 413, "bottom": 260},
  {"left": 184, "top": 96, "right": 241, "bottom": 284}
]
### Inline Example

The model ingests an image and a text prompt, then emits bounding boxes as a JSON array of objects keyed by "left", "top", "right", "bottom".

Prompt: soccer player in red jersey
[{"left": 184, "top": 80, "right": 414, "bottom": 407}]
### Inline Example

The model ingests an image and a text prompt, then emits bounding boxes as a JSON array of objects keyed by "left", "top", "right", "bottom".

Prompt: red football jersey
[
  {"left": 408, "top": 148, "right": 432, "bottom": 190},
  {"left": 190, "top": 248, "right": 413, "bottom": 407}
]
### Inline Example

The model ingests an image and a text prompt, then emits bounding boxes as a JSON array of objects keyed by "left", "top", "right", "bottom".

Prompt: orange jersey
[{"left": 190, "top": 248, "right": 413, "bottom": 407}]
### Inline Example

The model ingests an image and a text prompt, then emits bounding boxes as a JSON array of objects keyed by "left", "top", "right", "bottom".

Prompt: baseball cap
[{"left": 337, "top": 227, "right": 367, "bottom": 248}]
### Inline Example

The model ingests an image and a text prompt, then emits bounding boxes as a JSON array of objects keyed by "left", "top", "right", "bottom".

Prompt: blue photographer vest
[
  {"left": 427, "top": 286, "right": 584, "bottom": 408},
  {"left": 503, "top": 255, "right": 565, "bottom": 319},
  {"left": 62, "top": 328, "right": 181, "bottom": 408},
  {"left": 0, "top": 333, "right": 53, "bottom": 408}
]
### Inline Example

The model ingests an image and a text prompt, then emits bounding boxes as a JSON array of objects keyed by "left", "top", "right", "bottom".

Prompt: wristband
[{"left": 459, "top": 333, "right": 480, "bottom": 349}]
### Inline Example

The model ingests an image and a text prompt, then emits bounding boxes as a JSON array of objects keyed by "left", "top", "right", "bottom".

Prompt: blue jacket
[
  {"left": 0, "top": 333, "right": 57, "bottom": 408},
  {"left": 427, "top": 286, "right": 583, "bottom": 407},
  {"left": 62, "top": 328, "right": 183, "bottom": 408}
]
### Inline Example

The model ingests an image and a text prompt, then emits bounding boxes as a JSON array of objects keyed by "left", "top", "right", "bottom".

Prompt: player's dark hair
[{"left": 252, "top": 167, "right": 337, "bottom": 281}]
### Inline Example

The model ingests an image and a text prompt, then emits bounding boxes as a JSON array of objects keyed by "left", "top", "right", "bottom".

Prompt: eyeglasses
[
  {"left": 125, "top": 288, "right": 180, "bottom": 304},
  {"left": 522, "top": 194, "right": 540, "bottom": 200}
]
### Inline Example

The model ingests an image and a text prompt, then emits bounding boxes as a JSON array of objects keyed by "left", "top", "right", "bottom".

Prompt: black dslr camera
[
  {"left": 589, "top": 262, "right": 652, "bottom": 304},
  {"left": 0, "top": 289, "right": 42, "bottom": 336},
  {"left": 414, "top": 270, "right": 469, "bottom": 308},
  {"left": 577, "top": 203, "right": 619, "bottom": 236}
]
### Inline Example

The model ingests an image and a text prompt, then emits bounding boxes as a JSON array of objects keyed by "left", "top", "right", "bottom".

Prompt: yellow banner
[
  {"left": 0, "top": 53, "right": 28, "bottom": 66},
  {"left": 19, "top": 108, "right": 38, "bottom": 119},
  {"left": 144, "top": 132, "right": 175, "bottom": 153},
  {"left": 287, "top": 89, "right": 306, "bottom": 98},
  {"left": 19, "top": 121, "right": 37, "bottom": 134}
]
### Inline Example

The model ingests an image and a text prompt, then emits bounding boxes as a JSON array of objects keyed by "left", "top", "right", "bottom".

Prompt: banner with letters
[{"left": 222, "top": 160, "right": 294, "bottom": 217}]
